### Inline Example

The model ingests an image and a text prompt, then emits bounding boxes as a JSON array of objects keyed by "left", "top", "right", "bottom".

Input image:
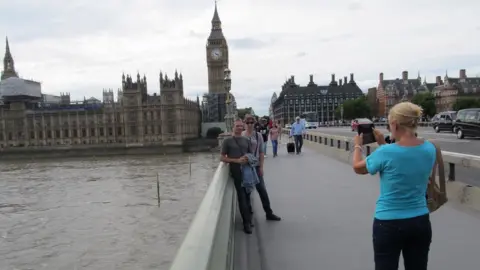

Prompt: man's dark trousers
[
  {"left": 293, "top": 135, "right": 303, "bottom": 153},
  {"left": 229, "top": 164, "right": 251, "bottom": 225},
  {"left": 246, "top": 166, "right": 273, "bottom": 215}
]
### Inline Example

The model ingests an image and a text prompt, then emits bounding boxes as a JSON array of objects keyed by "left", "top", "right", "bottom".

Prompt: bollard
[
  {"left": 157, "top": 173, "right": 160, "bottom": 207},
  {"left": 448, "top": 163, "right": 455, "bottom": 181}
]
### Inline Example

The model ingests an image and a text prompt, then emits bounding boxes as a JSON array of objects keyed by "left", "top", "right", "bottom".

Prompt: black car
[
  {"left": 453, "top": 108, "right": 480, "bottom": 139},
  {"left": 432, "top": 111, "right": 457, "bottom": 133}
]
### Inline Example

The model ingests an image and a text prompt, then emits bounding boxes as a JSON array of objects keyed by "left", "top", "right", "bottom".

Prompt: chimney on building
[
  {"left": 331, "top": 73, "right": 335, "bottom": 82},
  {"left": 402, "top": 71, "right": 408, "bottom": 80},
  {"left": 339, "top": 79, "right": 343, "bottom": 86},
  {"left": 309, "top": 74, "right": 313, "bottom": 84},
  {"left": 350, "top": 73, "right": 354, "bottom": 83},
  {"left": 344, "top": 76, "right": 348, "bottom": 84},
  {"left": 290, "top": 75, "right": 295, "bottom": 83},
  {"left": 379, "top": 72, "right": 384, "bottom": 82},
  {"left": 436, "top": 76, "right": 442, "bottom": 85},
  {"left": 460, "top": 69, "right": 466, "bottom": 79}
]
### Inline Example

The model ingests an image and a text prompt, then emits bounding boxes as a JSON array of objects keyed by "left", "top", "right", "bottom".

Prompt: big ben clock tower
[{"left": 206, "top": 3, "right": 229, "bottom": 94}]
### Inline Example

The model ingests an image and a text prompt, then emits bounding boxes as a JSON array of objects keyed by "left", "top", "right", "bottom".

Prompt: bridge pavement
[{"left": 234, "top": 142, "right": 480, "bottom": 270}]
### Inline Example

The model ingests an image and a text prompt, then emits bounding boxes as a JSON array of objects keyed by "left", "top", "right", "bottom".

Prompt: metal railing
[
  {"left": 311, "top": 122, "right": 434, "bottom": 128},
  {"left": 284, "top": 129, "right": 480, "bottom": 181},
  {"left": 169, "top": 162, "right": 236, "bottom": 270}
]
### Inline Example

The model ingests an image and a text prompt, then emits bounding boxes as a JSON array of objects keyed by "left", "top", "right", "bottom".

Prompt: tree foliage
[
  {"left": 453, "top": 98, "right": 480, "bottom": 111},
  {"left": 411, "top": 92, "right": 436, "bottom": 117},
  {"left": 334, "top": 96, "right": 371, "bottom": 120}
]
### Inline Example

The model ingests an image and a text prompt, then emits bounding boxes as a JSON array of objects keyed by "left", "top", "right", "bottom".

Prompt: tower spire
[
  {"left": 212, "top": 1, "right": 221, "bottom": 23},
  {"left": 208, "top": 1, "right": 224, "bottom": 40},
  {"left": 2, "top": 36, "right": 18, "bottom": 80}
]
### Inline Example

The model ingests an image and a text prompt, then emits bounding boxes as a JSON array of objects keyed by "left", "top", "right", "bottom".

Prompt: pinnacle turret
[{"left": 2, "top": 37, "right": 18, "bottom": 80}]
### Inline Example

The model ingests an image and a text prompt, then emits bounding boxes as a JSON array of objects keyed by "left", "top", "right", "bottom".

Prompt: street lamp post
[
  {"left": 340, "top": 104, "right": 344, "bottom": 124},
  {"left": 224, "top": 68, "right": 233, "bottom": 134}
]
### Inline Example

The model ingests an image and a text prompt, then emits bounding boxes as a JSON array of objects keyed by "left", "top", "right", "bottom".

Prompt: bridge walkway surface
[{"left": 233, "top": 141, "right": 480, "bottom": 270}]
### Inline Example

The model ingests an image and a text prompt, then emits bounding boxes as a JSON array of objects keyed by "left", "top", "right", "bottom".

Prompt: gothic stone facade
[
  {"left": 0, "top": 39, "right": 201, "bottom": 149},
  {"left": 206, "top": 3, "right": 229, "bottom": 94}
]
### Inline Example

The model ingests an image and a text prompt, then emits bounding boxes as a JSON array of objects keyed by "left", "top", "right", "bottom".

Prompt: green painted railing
[{"left": 169, "top": 162, "right": 236, "bottom": 270}]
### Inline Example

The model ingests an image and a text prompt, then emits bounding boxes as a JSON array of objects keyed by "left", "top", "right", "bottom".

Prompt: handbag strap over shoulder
[{"left": 427, "top": 140, "right": 447, "bottom": 206}]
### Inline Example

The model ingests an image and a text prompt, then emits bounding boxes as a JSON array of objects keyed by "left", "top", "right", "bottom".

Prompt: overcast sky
[{"left": 1, "top": 0, "right": 480, "bottom": 116}]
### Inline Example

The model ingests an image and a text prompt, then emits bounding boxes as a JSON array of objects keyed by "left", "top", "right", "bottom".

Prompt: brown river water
[{"left": 0, "top": 153, "right": 219, "bottom": 270}]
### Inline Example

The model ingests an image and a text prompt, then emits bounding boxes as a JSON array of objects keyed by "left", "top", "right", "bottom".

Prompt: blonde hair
[{"left": 388, "top": 102, "right": 423, "bottom": 130}]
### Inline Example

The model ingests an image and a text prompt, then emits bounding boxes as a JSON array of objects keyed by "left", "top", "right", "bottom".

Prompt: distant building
[
  {"left": 376, "top": 71, "right": 436, "bottom": 117},
  {"left": 433, "top": 69, "right": 480, "bottom": 112},
  {"left": 42, "top": 94, "right": 61, "bottom": 104},
  {"left": 0, "top": 38, "right": 201, "bottom": 149},
  {"left": 376, "top": 69, "right": 480, "bottom": 115},
  {"left": 272, "top": 73, "right": 364, "bottom": 125},
  {"left": 269, "top": 92, "right": 277, "bottom": 120},
  {"left": 366, "top": 87, "right": 378, "bottom": 117},
  {"left": 206, "top": 3, "right": 229, "bottom": 94},
  {"left": 201, "top": 93, "right": 229, "bottom": 122},
  {"left": 201, "top": 3, "right": 236, "bottom": 127}
]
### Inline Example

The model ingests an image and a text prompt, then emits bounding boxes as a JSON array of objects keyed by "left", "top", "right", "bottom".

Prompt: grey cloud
[
  {"left": 296, "top": 52, "right": 307, "bottom": 57},
  {"left": 317, "top": 33, "right": 353, "bottom": 43},
  {"left": 413, "top": 54, "right": 480, "bottom": 73},
  {"left": 229, "top": 38, "right": 269, "bottom": 49},
  {"left": 347, "top": 2, "right": 362, "bottom": 11},
  {"left": 189, "top": 30, "right": 206, "bottom": 38}
]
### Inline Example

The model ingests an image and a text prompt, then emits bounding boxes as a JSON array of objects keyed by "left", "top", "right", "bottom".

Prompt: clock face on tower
[{"left": 211, "top": 49, "right": 222, "bottom": 60}]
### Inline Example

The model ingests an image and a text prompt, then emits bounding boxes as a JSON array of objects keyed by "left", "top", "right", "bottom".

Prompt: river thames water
[{"left": 0, "top": 153, "right": 219, "bottom": 270}]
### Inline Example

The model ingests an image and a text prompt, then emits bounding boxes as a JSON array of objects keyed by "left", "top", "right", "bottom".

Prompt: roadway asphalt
[
  {"left": 310, "top": 127, "right": 480, "bottom": 187},
  {"left": 234, "top": 146, "right": 480, "bottom": 270}
]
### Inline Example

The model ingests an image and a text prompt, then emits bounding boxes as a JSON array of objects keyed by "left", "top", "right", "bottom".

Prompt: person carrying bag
[{"left": 351, "top": 102, "right": 445, "bottom": 270}]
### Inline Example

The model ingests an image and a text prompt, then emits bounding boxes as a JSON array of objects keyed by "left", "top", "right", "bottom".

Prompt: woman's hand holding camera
[
  {"left": 373, "top": 129, "right": 386, "bottom": 145},
  {"left": 354, "top": 134, "right": 363, "bottom": 147},
  {"left": 354, "top": 128, "right": 386, "bottom": 147}
]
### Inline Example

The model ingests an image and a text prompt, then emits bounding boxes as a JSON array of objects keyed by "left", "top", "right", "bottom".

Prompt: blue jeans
[
  {"left": 262, "top": 141, "right": 267, "bottom": 155},
  {"left": 271, "top": 140, "right": 278, "bottom": 155}
]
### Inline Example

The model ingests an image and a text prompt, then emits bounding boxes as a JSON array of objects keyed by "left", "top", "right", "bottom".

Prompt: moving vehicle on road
[
  {"left": 453, "top": 108, "right": 480, "bottom": 139},
  {"left": 432, "top": 111, "right": 457, "bottom": 133},
  {"left": 351, "top": 118, "right": 372, "bottom": 131},
  {"left": 301, "top": 112, "right": 318, "bottom": 129}
]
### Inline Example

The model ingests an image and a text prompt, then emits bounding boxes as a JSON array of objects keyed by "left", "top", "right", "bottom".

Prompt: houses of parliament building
[{"left": 0, "top": 38, "right": 201, "bottom": 150}]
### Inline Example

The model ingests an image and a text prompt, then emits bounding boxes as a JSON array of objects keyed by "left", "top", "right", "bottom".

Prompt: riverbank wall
[{"left": 0, "top": 138, "right": 218, "bottom": 160}]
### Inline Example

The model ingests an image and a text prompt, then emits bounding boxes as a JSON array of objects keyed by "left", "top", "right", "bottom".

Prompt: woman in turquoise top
[{"left": 352, "top": 102, "right": 436, "bottom": 270}]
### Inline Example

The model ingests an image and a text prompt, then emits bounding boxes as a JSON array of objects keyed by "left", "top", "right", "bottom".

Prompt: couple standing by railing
[{"left": 220, "top": 114, "right": 281, "bottom": 234}]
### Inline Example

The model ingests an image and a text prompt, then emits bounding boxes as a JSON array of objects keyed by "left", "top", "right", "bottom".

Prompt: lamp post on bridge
[
  {"left": 223, "top": 68, "right": 234, "bottom": 134},
  {"left": 340, "top": 104, "right": 344, "bottom": 125}
]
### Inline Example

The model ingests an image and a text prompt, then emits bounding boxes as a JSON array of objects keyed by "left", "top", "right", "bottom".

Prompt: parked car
[
  {"left": 432, "top": 111, "right": 457, "bottom": 133},
  {"left": 351, "top": 118, "right": 372, "bottom": 132},
  {"left": 453, "top": 108, "right": 480, "bottom": 139}
]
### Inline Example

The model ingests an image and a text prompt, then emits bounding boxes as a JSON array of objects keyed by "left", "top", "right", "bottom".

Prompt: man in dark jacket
[{"left": 258, "top": 118, "right": 269, "bottom": 156}]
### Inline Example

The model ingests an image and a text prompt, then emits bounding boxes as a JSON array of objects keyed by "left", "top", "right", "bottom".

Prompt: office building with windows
[{"left": 271, "top": 73, "right": 364, "bottom": 125}]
